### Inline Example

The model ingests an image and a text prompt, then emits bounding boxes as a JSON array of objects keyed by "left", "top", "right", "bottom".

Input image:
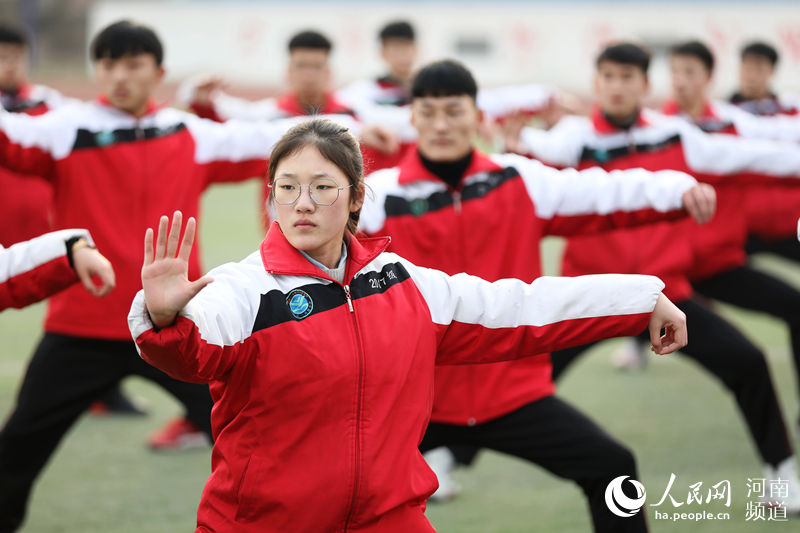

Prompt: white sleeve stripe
[
  {"left": 443, "top": 274, "right": 662, "bottom": 328},
  {"left": 490, "top": 153, "right": 695, "bottom": 219},
  {"left": 405, "top": 259, "right": 663, "bottom": 329},
  {"left": 0, "top": 229, "right": 91, "bottom": 284}
]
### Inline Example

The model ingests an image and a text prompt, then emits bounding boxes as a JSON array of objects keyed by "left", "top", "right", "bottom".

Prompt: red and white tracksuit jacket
[
  {"left": 360, "top": 147, "right": 694, "bottom": 425},
  {"left": 336, "top": 75, "right": 412, "bottom": 107},
  {"left": 0, "top": 96, "right": 296, "bottom": 339},
  {"left": 661, "top": 98, "right": 800, "bottom": 240},
  {"left": 520, "top": 107, "right": 800, "bottom": 286},
  {"left": 0, "top": 228, "right": 91, "bottom": 311},
  {"left": 128, "top": 223, "right": 665, "bottom": 533},
  {"left": 0, "top": 83, "right": 78, "bottom": 246}
]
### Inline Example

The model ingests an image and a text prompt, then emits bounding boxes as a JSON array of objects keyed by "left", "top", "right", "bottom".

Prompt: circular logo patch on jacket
[
  {"left": 286, "top": 289, "right": 313, "bottom": 320},
  {"left": 409, "top": 198, "right": 429, "bottom": 216},
  {"left": 94, "top": 130, "right": 116, "bottom": 147},
  {"left": 592, "top": 148, "right": 610, "bottom": 163}
]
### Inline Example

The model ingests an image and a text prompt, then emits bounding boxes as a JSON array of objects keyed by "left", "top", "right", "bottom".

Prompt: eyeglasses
[{"left": 268, "top": 177, "right": 353, "bottom": 206}]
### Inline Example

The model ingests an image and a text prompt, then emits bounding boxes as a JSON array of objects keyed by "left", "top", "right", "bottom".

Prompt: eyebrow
[
  {"left": 276, "top": 171, "right": 335, "bottom": 179},
  {"left": 419, "top": 100, "right": 464, "bottom": 109}
]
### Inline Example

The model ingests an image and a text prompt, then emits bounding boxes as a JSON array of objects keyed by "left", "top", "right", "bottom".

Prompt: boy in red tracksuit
[
  {"left": 664, "top": 39, "right": 800, "bottom": 263},
  {"left": 662, "top": 41, "right": 800, "bottom": 423},
  {"left": 729, "top": 41, "right": 800, "bottom": 117},
  {"left": 178, "top": 29, "right": 411, "bottom": 173},
  {"left": 336, "top": 20, "right": 417, "bottom": 108},
  {"left": 0, "top": 24, "right": 76, "bottom": 248},
  {"left": 0, "top": 20, "right": 306, "bottom": 533},
  {"left": 512, "top": 42, "right": 800, "bottom": 512},
  {"left": 181, "top": 30, "right": 358, "bottom": 123},
  {"left": 1, "top": 228, "right": 114, "bottom": 311},
  {"left": 360, "top": 59, "right": 715, "bottom": 533},
  {"left": 0, "top": 22, "right": 144, "bottom": 417}
]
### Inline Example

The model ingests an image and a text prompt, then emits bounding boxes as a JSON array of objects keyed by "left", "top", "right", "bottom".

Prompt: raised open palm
[{"left": 142, "top": 211, "right": 213, "bottom": 328}]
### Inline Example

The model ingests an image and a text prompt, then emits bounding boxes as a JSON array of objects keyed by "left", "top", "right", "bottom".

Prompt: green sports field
[{"left": 1, "top": 180, "right": 798, "bottom": 532}]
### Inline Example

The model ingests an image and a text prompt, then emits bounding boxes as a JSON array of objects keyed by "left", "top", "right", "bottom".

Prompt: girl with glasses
[{"left": 128, "top": 118, "right": 686, "bottom": 533}]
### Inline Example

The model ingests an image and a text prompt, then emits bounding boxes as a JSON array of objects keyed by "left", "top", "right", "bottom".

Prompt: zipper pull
[
  {"left": 452, "top": 190, "right": 462, "bottom": 214},
  {"left": 343, "top": 284, "right": 354, "bottom": 312}
]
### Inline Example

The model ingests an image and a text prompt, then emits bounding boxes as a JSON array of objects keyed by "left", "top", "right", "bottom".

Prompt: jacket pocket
[{"left": 234, "top": 454, "right": 272, "bottom": 523}]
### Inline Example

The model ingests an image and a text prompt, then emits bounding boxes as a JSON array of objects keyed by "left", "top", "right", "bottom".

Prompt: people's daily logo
[{"left": 605, "top": 475, "right": 647, "bottom": 517}]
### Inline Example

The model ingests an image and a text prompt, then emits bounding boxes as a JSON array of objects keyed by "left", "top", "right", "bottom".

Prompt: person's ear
[
  {"left": 350, "top": 184, "right": 365, "bottom": 212},
  {"left": 156, "top": 65, "right": 166, "bottom": 83}
]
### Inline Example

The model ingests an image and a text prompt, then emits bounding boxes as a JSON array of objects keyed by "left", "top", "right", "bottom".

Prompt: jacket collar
[
  {"left": 260, "top": 221, "right": 390, "bottom": 283},
  {"left": 276, "top": 92, "right": 355, "bottom": 117},
  {"left": 376, "top": 75, "right": 406, "bottom": 89},
  {"left": 661, "top": 98, "right": 718, "bottom": 121},
  {"left": 397, "top": 145, "right": 503, "bottom": 186},
  {"left": 590, "top": 105, "right": 649, "bottom": 134},
  {"left": 0, "top": 82, "right": 32, "bottom": 99},
  {"left": 96, "top": 94, "right": 160, "bottom": 116}
]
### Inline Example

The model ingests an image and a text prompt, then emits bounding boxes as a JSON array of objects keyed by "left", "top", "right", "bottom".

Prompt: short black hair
[
  {"left": 596, "top": 42, "right": 651, "bottom": 74},
  {"left": 90, "top": 20, "right": 163, "bottom": 66},
  {"left": 741, "top": 41, "right": 779, "bottom": 66},
  {"left": 379, "top": 21, "right": 415, "bottom": 43},
  {"left": 671, "top": 40, "right": 714, "bottom": 73},
  {"left": 412, "top": 59, "right": 477, "bottom": 101},
  {"left": 288, "top": 30, "right": 332, "bottom": 53},
  {"left": 0, "top": 24, "right": 27, "bottom": 47}
]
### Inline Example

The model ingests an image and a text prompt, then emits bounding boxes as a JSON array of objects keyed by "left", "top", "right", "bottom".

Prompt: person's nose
[
  {"left": 433, "top": 113, "right": 449, "bottom": 132},
  {"left": 110, "top": 65, "right": 128, "bottom": 83},
  {"left": 294, "top": 185, "right": 316, "bottom": 212}
]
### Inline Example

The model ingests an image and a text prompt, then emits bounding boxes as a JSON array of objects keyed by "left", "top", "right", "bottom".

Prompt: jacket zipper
[
  {"left": 625, "top": 132, "right": 641, "bottom": 274},
  {"left": 450, "top": 187, "right": 470, "bottom": 415},
  {"left": 136, "top": 121, "right": 146, "bottom": 236},
  {"left": 342, "top": 284, "right": 364, "bottom": 532},
  {"left": 452, "top": 189, "right": 462, "bottom": 214}
]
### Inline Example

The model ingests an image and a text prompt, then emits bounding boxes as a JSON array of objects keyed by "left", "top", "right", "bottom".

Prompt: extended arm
[
  {"left": 0, "top": 229, "right": 114, "bottom": 310},
  {"left": 495, "top": 152, "right": 714, "bottom": 236},
  {"left": 400, "top": 257, "right": 685, "bottom": 365}
]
